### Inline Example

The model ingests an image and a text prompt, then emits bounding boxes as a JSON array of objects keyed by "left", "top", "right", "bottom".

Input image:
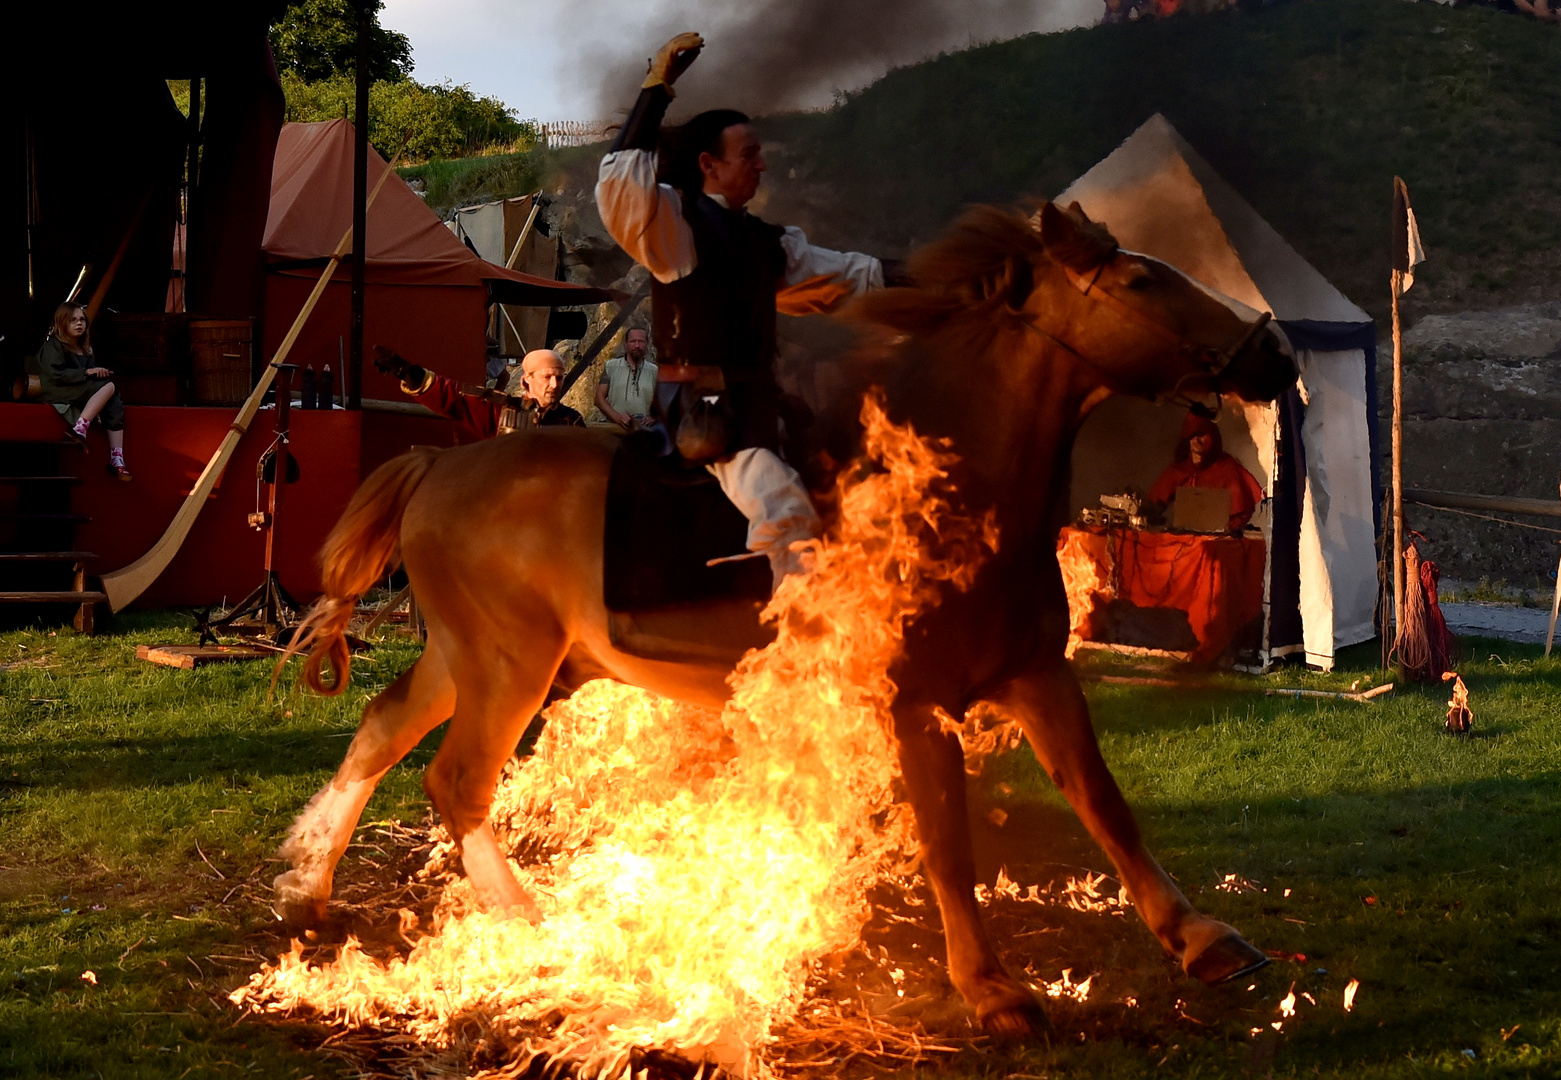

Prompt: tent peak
[{"left": 1059, "top": 114, "right": 1370, "bottom": 327}]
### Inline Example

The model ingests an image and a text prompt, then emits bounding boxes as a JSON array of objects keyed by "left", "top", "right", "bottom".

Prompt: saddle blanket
[{"left": 603, "top": 432, "right": 773, "bottom": 614}]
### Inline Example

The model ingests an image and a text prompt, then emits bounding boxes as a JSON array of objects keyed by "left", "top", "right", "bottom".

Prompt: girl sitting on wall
[{"left": 38, "top": 302, "right": 131, "bottom": 481}]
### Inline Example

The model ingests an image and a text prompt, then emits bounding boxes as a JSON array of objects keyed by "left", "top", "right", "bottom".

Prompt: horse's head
[{"left": 1027, "top": 201, "right": 1297, "bottom": 405}]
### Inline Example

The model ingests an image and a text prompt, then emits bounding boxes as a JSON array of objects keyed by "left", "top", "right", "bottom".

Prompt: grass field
[{"left": 3, "top": 613, "right": 1559, "bottom": 1078}]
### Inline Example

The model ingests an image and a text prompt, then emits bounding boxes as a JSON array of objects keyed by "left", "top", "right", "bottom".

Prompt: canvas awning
[{"left": 263, "top": 120, "right": 617, "bottom": 306}]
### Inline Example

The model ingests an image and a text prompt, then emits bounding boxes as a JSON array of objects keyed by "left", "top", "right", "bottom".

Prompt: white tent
[{"left": 1059, "top": 114, "right": 1379, "bottom": 670}]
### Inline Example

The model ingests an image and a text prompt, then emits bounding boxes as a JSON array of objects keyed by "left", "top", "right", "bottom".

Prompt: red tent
[{"left": 262, "top": 120, "right": 613, "bottom": 400}]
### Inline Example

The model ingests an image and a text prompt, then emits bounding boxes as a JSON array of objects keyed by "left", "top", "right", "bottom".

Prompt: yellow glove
[{"left": 643, "top": 32, "right": 703, "bottom": 94}]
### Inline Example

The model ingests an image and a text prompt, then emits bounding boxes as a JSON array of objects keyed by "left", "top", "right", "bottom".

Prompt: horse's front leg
[
  {"left": 893, "top": 690, "right": 1050, "bottom": 1038},
  {"left": 985, "top": 656, "right": 1267, "bottom": 984}
]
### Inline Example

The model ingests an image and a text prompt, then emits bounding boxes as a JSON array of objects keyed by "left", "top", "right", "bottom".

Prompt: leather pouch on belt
[{"left": 675, "top": 393, "right": 732, "bottom": 463}]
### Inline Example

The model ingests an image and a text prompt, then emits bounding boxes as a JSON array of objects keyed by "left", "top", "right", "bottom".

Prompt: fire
[
  {"left": 1343, "top": 979, "right": 1360, "bottom": 1012},
  {"left": 1443, "top": 672, "right": 1472, "bottom": 734},
  {"left": 973, "top": 866, "right": 1129, "bottom": 917},
  {"left": 1056, "top": 531, "right": 1110, "bottom": 658},
  {"left": 231, "top": 394, "right": 997, "bottom": 1076},
  {"left": 1036, "top": 967, "right": 1092, "bottom": 1002}
]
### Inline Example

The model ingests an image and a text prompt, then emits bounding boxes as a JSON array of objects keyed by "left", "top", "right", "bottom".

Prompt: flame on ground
[
  {"left": 976, "top": 866, "right": 1129, "bottom": 916},
  {"left": 1344, "top": 979, "right": 1360, "bottom": 1012},
  {"left": 1056, "top": 531, "right": 1110, "bottom": 658},
  {"left": 1036, "top": 967, "right": 1093, "bottom": 1003},
  {"left": 231, "top": 394, "right": 997, "bottom": 1077}
]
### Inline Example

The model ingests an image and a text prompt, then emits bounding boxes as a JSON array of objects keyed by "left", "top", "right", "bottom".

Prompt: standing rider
[{"left": 595, "top": 32, "right": 886, "bottom": 585}]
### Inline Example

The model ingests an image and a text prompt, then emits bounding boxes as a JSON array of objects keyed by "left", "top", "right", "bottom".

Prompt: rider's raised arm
[
  {"left": 595, "top": 35, "right": 704, "bottom": 283},
  {"left": 778, "top": 226, "right": 884, "bottom": 293},
  {"left": 595, "top": 110, "right": 697, "bottom": 283}
]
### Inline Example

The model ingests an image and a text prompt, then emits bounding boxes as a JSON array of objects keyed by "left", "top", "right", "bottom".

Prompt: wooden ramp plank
[
  {"left": 0, "top": 552, "right": 98, "bottom": 562},
  {"left": 135, "top": 643, "right": 272, "bottom": 670}
]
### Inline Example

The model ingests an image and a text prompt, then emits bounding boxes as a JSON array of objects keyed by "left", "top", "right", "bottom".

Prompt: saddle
[{"left": 604, "top": 432, "right": 776, "bottom": 664}]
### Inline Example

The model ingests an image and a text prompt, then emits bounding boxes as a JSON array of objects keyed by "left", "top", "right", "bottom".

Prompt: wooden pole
[
  {"left": 497, "top": 197, "right": 544, "bottom": 354},
  {"left": 557, "top": 280, "right": 652, "bottom": 398},
  {"left": 1545, "top": 552, "right": 1561, "bottom": 659},
  {"left": 84, "top": 188, "right": 155, "bottom": 324},
  {"left": 101, "top": 152, "right": 405, "bottom": 612},
  {"left": 1391, "top": 278, "right": 1404, "bottom": 646},
  {"left": 504, "top": 196, "right": 543, "bottom": 269},
  {"left": 349, "top": 0, "right": 371, "bottom": 411}
]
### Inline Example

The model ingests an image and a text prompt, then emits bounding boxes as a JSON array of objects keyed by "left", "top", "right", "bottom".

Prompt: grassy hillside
[
  {"left": 399, "top": 147, "right": 555, "bottom": 217},
  {"left": 757, "top": 0, "right": 1561, "bottom": 325},
  {"left": 426, "top": 0, "right": 1561, "bottom": 326}
]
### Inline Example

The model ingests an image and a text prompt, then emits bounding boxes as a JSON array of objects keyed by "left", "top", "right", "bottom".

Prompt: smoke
[{"left": 582, "top": 0, "right": 1101, "bottom": 120}]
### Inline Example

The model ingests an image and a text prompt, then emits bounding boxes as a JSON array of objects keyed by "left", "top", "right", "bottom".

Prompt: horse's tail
[{"left": 279, "top": 446, "right": 442, "bottom": 696}]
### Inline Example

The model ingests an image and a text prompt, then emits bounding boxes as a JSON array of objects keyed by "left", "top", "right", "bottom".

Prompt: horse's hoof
[
  {"left": 977, "top": 992, "right": 1052, "bottom": 1040},
  {"left": 496, "top": 896, "right": 545, "bottom": 925},
  {"left": 1185, "top": 931, "right": 1269, "bottom": 985},
  {"left": 272, "top": 871, "right": 328, "bottom": 927}
]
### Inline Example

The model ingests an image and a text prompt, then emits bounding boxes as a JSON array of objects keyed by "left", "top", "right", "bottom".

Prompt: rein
[{"left": 1022, "top": 254, "right": 1273, "bottom": 402}]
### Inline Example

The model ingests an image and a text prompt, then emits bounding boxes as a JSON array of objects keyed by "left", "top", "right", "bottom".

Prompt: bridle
[{"left": 1019, "top": 250, "right": 1275, "bottom": 407}]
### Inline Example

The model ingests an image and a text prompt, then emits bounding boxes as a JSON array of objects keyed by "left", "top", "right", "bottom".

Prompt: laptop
[{"left": 1170, "top": 485, "right": 1232, "bottom": 533}]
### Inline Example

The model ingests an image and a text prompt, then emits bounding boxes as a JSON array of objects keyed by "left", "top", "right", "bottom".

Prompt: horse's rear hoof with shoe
[
  {"left": 272, "top": 870, "right": 329, "bottom": 928},
  {"left": 977, "top": 993, "right": 1053, "bottom": 1040}
]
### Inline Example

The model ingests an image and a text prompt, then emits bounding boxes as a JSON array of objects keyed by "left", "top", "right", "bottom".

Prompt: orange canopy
[{"left": 263, "top": 119, "right": 615, "bottom": 306}]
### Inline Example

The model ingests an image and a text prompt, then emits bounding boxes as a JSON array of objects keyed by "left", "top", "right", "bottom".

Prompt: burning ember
[{"left": 232, "top": 395, "right": 998, "bottom": 1076}]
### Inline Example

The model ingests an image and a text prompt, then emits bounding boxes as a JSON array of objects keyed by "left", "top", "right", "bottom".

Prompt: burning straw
[{"left": 232, "top": 394, "right": 997, "bottom": 1077}]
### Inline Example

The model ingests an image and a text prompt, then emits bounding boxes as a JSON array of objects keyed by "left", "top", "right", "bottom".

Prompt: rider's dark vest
[{"left": 650, "top": 194, "right": 786, "bottom": 386}]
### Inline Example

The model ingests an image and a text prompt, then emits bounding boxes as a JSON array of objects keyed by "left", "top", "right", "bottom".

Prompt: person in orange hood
[{"left": 1149, "top": 406, "right": 1263, "bottom": 531}]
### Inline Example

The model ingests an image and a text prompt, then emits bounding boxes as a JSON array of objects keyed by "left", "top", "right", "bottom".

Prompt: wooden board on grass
[{"left": 136, "top": 643, "right": 272, "bottom": 670}]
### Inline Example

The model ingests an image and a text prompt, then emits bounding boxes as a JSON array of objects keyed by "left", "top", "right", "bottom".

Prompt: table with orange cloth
[{"left": 1057, "top": 526, "right": 1266, "bottom": 663}]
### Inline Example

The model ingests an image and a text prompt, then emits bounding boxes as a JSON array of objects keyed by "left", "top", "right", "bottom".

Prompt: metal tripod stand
[{"left": 207, "top": 363, "right": 302, "bottom": 641}]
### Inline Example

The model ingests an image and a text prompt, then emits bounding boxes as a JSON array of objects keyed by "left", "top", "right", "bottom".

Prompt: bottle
[
  {"left": 320, "top": 363, "right": 333, "bottom": 408},
  {"left": 300, "top": 365, "right": 317, "bottom": 410}
]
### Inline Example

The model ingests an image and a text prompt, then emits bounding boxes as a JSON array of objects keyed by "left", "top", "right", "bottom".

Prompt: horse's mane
[{"left": 849, "top": 202, "right": 1118, "bottom": 341}]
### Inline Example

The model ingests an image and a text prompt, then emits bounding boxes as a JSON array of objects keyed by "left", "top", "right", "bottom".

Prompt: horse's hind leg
[
  {"left": 274, "top": 641, "right": 455, "bottom": 925},
  {"left": 421, "top": 630, "right": 568, "bottom": 922},
  {"left": 985, "top": 657, "right": 1268, "bottom": 984}
]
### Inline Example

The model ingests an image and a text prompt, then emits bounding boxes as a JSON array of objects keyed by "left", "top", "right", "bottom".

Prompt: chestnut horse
[{"left": 275, "top": 202, "right": 1297, "bottom": 1037}]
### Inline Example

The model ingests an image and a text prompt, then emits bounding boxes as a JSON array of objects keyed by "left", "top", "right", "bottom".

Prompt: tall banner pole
[
  {"left": 1387, "top": 175, "right": 1423, "bottom": 657},
  {"left": 1391, "top": 278, "right": 1404, "bottom": 642}
]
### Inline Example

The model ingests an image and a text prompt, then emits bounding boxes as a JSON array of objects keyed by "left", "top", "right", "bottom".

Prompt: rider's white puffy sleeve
[
  {"left": 780, "top": 226, "right": 884, "bottom": 292},
  {"left": 595, "top": 149, "right": 697, "bottom": 283}
]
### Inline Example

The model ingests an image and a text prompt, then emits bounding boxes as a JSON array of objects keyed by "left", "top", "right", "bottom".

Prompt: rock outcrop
[{"left": 1387, "top": 303, "right": 1561, "bottom": 587}]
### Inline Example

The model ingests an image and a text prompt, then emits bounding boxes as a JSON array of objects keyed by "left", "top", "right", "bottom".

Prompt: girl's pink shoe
[{"left": 107, "top": 451, "right": 132, "bottom": 482}]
